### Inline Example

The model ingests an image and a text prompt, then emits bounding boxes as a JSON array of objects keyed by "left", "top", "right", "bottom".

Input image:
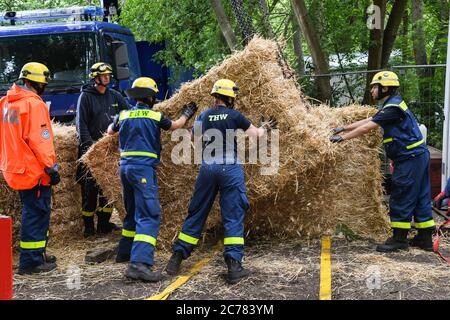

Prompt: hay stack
[
  {"left": 0, "top": 123, "right": 82, "bottom": 245},
  {"left": 82, "top": 36, "right": 390, "bottom": 249}
]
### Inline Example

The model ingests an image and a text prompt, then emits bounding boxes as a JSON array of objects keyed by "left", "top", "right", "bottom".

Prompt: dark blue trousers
[
  {"left": 117, "top": 165, "right": 161, "bottom": 266},
  {"left": 19, "top": 185, "right": 51, "bottom": 269},
  {"left": 173, "top": 164, "right": 250, "bottom": 262},
  {"left": 390, "top": 150, "right": 435, "bottom": 229}
]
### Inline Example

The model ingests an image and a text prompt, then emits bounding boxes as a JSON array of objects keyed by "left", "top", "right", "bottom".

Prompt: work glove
[
  {"left": 330, "top": 135, "right": 344, "bottom": 143},
  {"left": 331, "top": 127, "right": 345, "bottom": 135},
  {"left": 433, "top": 191, "right": 446, "bottom": 209},
  {"left": 45, "top": 164, "right": 61, "bottom": 186},
  {"left": 181, "top": 102, "right": 198, "bottom": 120},
  {"left": 260, "top": 116, "right": 278, "bottom": 130}
]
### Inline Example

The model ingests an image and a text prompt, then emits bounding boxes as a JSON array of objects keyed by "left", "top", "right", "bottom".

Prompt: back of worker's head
[
  {"left": 19, "top": 62, "right": 51, "bottom": 96},
  {"left": 125, "top": 77, "right": 159, "bottom": 107},
  {"left": 211, "top": 79, "right": 239, "bottom": 109},
  {"left": 370, "top": 71, "right": 400, "bottom": 100}
]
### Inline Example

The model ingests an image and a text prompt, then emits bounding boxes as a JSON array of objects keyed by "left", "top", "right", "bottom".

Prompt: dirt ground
[{"left": 12, "top": 216, "right": 450, "bottom": 300}]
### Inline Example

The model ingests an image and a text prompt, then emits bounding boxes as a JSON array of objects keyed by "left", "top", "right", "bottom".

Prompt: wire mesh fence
[{"left": 301, "top": 64, "right": 446, "bottom": 149}]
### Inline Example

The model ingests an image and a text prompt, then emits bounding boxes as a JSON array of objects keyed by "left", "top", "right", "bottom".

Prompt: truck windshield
[{"left": 0, "top": 32, "right": 99, "bottom": 92}]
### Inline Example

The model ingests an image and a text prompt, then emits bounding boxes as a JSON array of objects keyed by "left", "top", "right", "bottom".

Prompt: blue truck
[{"left": 0, "top": 6, "right": 192, "bottom": 122}]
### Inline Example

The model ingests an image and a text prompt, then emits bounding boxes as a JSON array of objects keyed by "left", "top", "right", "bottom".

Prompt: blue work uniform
[
  {"left": 19, "top": 185, "right": 52, "bottom": 269},
  {"left": 172, "top": 105, "right": 251, "bottom": 262},
  {"left": 372, "top": 95, "right": 435, "bottom": 230},
  {"left": 110, "top": 103, "right": 172, "bottom": 266}
]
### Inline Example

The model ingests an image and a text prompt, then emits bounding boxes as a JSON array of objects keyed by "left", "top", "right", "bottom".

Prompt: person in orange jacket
[{"left": 0, "top": 62, "right": 61, "bottom": 275}]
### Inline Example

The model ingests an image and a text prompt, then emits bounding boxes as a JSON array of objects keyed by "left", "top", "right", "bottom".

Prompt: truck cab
[{"left": 0, "top": 6, "right": 176, "bottom": 122}]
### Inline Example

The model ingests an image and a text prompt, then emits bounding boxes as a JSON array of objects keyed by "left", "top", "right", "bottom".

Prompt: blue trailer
[{"left": 0, "top": 6, "right": 191, "bottom": 121}]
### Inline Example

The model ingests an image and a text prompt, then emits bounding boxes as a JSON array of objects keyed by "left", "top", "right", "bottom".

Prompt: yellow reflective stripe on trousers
[
  {"left": 120, "top": 151, "right": 158, "bottom": 158},
  {"left": 415, "top": 220, "right": 435, "bottom": 229},
  {"left": 97, "top": 207, "right": 113, "bottom": 213},
  {"left": 406, "top": 139, "right": 425, "bottom": 150},
  {"left": 178, "top": 232, "right": 199, "bottom": 245},
  {"left": 224, "top": 237, "right": 244, "bottom": 245},
  {"left": 391, "top": 221, "right": 411, "bottom": 229},
  {"left": 20, "top": 240, "right": 46, "bottom": 249},
  {"left": 383, "top": 138, "right": 393, "bottom": 143},
  {"left": 134, "top": 234, "right": 157, "bottom": 246},
  {"left": 119, "top": 109, "right": 161, "bottom": 122},
  {"left": 122, "top": 229, "right": 136, "bottom": 238},
  {"left": 82, "top": 211, "right": 95, "bottom": 217}
]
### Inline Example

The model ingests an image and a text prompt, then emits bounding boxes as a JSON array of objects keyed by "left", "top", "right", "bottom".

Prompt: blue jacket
[
  {"left": 380, "top": 96, "right": 427, "bottom": 161},
  {"left": 112, "top": 103, "right": 171, "bottom": 167}
]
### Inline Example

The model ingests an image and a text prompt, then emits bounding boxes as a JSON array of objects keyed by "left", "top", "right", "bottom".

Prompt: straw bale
[{"left": 82, "top": 36, "right": 389, "bottom": 249}]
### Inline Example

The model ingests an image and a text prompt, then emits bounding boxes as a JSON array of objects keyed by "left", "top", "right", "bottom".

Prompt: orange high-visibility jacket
[{"left": 0, "top": 84, "right": 56, "bottom": 190}]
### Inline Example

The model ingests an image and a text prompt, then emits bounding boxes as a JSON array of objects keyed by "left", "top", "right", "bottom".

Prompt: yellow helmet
[
  {"left": 370, "top": 71, "right": 400, "bottom": 87},
  {"left": 125, "top": 77, "right": 159, "bottom": 99},
  {"left": 89, "top": 62, "right": 113, "bottom": 79},
  {"left": 19, "top": 62, "right": 51, "bottom": 84},
  {"left": 211, "top": 79, "right": 239, "bottom": 98}
]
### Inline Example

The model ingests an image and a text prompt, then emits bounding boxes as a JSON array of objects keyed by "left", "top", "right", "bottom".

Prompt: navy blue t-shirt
[
  {"left": 193, "top": 105, "right": 251, "bottom": 164},
  {"left": 372, "top": 106, "right": 405, "bottom": 126}
]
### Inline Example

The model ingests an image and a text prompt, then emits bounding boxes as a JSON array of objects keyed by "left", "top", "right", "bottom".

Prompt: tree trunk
[
  {"left": 412, "top": 0, "right": 432, "bottom": 103},
  {"left": 401, "top": 8, "right": 409, "bottom": 65},
  {"left": 210, "top": 0, "right": 238, "bottom": 51},
  {"left": 381, "top": 0, "right": 408, "bottom": 68},
  {"left": 429, "top": 0, "right": 448, "bottom": 65},
  {"left": 291, "top": 0, "right": 332, "bottom": 103},
  {"left": 363, "top": 0, "right": 386, "bottom": 105},
  {"left": 412, "top": 0, "right": 429, "bottom": 74},
  {"left": 292, "top": 14, "right": 305, "bottom": 76}
]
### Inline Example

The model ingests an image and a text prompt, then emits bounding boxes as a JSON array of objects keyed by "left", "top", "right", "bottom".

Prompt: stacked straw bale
[
  {"left": 0, "top": 123, "right": 82, "bottom": 245},
  {"left": 82, "top": 36, "right": 390, "bottom": 251}
]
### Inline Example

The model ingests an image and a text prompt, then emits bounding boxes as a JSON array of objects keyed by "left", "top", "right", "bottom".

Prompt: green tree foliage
[
  {"left": 1, "top": 0, "right": 449, "bottom": 146},
  {"left": 120, "top": 0, "right": 232, "bottom": 75}
]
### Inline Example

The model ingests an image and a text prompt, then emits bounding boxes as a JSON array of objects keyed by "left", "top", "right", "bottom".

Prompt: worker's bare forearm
[
  {"left": 343, "top": 117, "right": 373, "bottom": 132},
  {"left": 170, "top": 115, "right": 188, "bottom": 130},
  {"left": 341, "top": 121, "right": 379, "bottom": 141}
]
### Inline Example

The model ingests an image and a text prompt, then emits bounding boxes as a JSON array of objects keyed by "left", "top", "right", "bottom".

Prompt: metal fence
[{"left": 301, "top": 64, "right": 446, "bottom": 149}]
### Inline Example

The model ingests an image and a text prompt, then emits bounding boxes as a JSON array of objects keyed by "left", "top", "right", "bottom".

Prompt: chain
[
  {"left": 230, "top": 0, "right": 256, "bottom": 44},
  {"left": 257, "top": 0, "right": 294, "bottom": 79}
]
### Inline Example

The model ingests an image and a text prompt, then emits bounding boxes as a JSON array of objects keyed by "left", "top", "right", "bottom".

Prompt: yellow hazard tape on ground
[
  {"left": 319, "top": 236, "right": 332, "bottom": 300},
  {"left": 146, "top": 244, "right": 221, "bottom": 300}
]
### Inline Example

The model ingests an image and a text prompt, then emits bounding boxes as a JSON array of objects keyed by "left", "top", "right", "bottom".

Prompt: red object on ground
[
  {"left": 428, "top": 146, "right": 442, "bottom": 199},
  {"left": 0, "top": 215, "right": 13, "bottom": 300}
]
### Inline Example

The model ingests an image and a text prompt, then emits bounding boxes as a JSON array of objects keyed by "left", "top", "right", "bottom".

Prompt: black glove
[
  {"left": 331, "top": 127, "right": 345, "bottom": 135},
  {"left": 260, "top": 116, "right": 278, "bottom": 130},
  {"left": 181, "top": 102, "right": 198, "bottom": 120},
  {"left": 45, "top": 164, "right": 61, "bottom": 186},
  {"left": 330, "top": 135, "right": 344, "bottom": 143}
]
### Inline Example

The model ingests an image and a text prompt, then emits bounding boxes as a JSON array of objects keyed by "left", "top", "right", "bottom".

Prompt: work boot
[
  {"left": 115, "top": 253, "right": 130, "bottom": 263},
  {"left": 83, "top": 216, "right": 96, "bottom": 238},
  {"left": 410, "top": 227, "right": 435, "bottom": 252},
  {"left": 18, "top": 262, "right": 57, "bottom": 275},
  {"left": 125, "top": 262, "right": 161, "bottom": 282},
  {"left": 376, "top": 228, "right": 409, "bottom": 252},
  {"left": 166, "top": 250, "right": 183, "bottom": 275},
  {"left": 225, "top": 257, "right": 250, "bottom": 284},
  {"left": 97, "top": 213, "right": 120, "bottom": 234},
  {"left": 44, "top": 253, "right": 57, "bottom": 264}
]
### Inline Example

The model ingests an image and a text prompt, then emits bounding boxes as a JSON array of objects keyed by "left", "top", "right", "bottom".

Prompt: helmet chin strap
[
  {"left": 28, "top": 80, "right": 46, "bottom": 96},
  {"left": 376, "top": 84, "right": 390, "bottom": 100},
  {"left": 95, "top": 77, "right": 107, "bottom": 88}
]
